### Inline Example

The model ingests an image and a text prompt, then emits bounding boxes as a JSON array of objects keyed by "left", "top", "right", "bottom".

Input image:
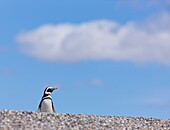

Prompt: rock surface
[{"left": 0, "top": 110, "right": 170, "bottom": 130}]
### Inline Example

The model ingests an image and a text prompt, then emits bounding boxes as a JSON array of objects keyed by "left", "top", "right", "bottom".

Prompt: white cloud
[
  {"left": 0, "top": 45, "right": 10, "bottom": 53},
  {"left": 132, "top": 87, "right": 170, "bottom": 109},
  {"left": 0, "top": 69, "right": 14, "bottom": 76},
  {"left": 90, "top": 79, "right": 104, "bottom": 87},
  {"left": 16, "top": 12, "right": 170, "bottom": 64},
  {"left": 116, "top": 0, "right": 170, "bottom": 9},
  {"left": 76, "top": 79, "right": 105, "bottom": 88}
]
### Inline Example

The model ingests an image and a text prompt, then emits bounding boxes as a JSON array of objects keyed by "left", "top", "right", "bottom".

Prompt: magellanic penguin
[{"left": 37, "top": 86, "right": 57, "bottom": 113}]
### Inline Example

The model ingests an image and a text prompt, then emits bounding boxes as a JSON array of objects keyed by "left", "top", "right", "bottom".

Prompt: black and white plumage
[{"left": 38, "top": 86, "right": 57, "bottom": 113}]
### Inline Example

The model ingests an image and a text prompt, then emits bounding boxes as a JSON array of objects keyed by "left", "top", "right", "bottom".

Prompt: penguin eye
[{"left": 47, "top": 89, "right": 52, "bottom": 92}]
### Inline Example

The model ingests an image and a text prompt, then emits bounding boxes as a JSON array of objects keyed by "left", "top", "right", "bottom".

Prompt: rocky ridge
[{"left": 0, "top": 110, "right": 170, "bottom": 130}]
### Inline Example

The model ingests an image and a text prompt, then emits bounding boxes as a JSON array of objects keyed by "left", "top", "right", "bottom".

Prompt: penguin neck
[{"left": 42, "top": 94, "right": 52, "bottom": 99}]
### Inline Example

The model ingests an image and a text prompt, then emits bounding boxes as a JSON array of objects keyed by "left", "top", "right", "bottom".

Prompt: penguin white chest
[{"left": 41, "top": 99, "right": 53, "bottom": 113}]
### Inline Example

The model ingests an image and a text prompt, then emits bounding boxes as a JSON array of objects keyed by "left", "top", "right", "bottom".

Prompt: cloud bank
[{"left": 17, "top": 12, "right": 170, "bottom": 64}]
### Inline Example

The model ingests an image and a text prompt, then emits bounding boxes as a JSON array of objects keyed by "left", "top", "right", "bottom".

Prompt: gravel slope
[{"left": 0, "top": 110, "right": 170, "bottom": 130}]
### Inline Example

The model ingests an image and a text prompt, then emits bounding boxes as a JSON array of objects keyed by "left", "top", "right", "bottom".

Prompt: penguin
[{"left": 38, "top": 86, "right": 57, "bottom": 113}]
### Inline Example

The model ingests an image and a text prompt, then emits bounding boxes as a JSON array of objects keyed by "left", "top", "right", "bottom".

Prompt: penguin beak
[{"left": 52, "top": 87, "right": 57, "bottom": 91}]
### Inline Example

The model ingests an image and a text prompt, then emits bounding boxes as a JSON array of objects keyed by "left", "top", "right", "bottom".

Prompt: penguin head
[{"left": 44, "top": 86, "right": 57, "bottom": 95}]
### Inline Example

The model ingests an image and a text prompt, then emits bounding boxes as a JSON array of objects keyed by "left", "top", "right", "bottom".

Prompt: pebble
[{"left": 0, "top": 110, "right": 170, "bottom": 130}]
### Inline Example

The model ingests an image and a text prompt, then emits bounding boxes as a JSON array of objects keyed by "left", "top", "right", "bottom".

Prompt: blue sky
[{"left": 1, "top": 0, "right": 170, "bottom": 119}]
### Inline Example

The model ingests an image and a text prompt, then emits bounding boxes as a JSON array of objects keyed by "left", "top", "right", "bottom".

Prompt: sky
[{"left": 0, "top": 0, "right": 170, "bottom": 119}]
